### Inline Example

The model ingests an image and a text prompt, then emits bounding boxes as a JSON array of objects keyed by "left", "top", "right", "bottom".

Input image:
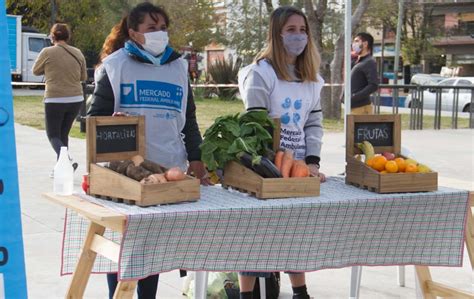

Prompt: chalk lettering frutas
[{"left": 357, "top": 128, "right": 389, "bottom": 141}]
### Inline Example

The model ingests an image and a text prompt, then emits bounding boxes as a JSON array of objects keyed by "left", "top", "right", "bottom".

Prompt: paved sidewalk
[{"left": 15, "top": 123, "right": 472, "bottom": 298}]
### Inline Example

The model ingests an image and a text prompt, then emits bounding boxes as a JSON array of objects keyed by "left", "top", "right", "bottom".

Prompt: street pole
[
  {"left": 344, "top": 0, "right": 352, "bottom": 135},
  {"left": 394, "top": 0, "right": 403, "bottom": 85},
  {"left": 50, "top": 0, "right": 57, "bottom": 27},
  {"left": 393, "top": 0, "right": 404, "bottom": 113}
]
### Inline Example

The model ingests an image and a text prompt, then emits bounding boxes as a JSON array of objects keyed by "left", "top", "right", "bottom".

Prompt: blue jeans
[{"left": 107, "top": 273, "right": 159, "bottom": 299}]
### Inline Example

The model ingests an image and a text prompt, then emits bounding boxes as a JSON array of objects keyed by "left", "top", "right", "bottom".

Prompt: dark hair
[
  {"left": 98, "top": 2, "right": 170, "bottom": 65},
  {"left": 355, "top": 32, "right": 374, "bottom": 54},
  {"left": 127, "top": 2, "right": 169, "bottom": 31},
  {"left": 50, "top": 23, "right": 70, "bottom": 42}
]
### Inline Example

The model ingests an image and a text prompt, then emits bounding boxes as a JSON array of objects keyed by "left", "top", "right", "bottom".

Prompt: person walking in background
[
  {"left": 350, "top": 32, "right": 379, "bottom": 114},
  {"left": 33, "top": 23, "right": 87, "bottom": 176},
  {"left": 88, "top": 3, "right": 210, "bottom": 298},
  {"left": 238, "top": 5, "right": 325, "bottom": 299}
]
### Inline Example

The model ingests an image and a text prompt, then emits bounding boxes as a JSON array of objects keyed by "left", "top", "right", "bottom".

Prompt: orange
[
  {"left": 385, "top": 160, "right": 399, "bottom": 173},
  {"left": 372, "top": 155, "right": 387, "bottom": 172},
  {"left": 394, "top": 157, "right": 406, "bottom": 172},
  {"left": 380, "top": 170, "right": 388, "bottom": 174},
  {"left": 366, "top": 157, "right": 375, "bottom": 168},
  {"left": 405, "top": 163, "right": 418, "bottom": 173}
]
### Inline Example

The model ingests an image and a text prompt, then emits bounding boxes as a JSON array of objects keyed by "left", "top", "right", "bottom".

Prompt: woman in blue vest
[
  {"left": 237, "top": 6, "right": 326, "bottom": 299},
  {"left": 88, "top": 3, "right": 210, "bottom": 298}
]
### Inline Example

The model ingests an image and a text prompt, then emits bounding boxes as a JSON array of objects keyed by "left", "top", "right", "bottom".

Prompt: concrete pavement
[{"left": 15, "top": 122, "right": 473, "bottom": 298}]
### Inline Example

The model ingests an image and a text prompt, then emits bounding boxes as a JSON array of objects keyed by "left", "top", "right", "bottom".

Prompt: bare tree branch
[{"left": 263, "top": 0, "right": 273, "bottom": 14}]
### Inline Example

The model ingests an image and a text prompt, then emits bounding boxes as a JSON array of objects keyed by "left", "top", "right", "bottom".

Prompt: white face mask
[
  {"left": 141, "top": 31, "right": 168, "bottom": 56},
  {"left": 282, "top": 33, "right": 308, "bottom": 57},
  {"left": 352, "top": 42, "right": 362, "bottom": 54}
]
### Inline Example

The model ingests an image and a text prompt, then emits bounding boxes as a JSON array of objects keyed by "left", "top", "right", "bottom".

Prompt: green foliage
[
  {"left": 6, "top": 0, "right": 217, "bottom": 66},
  {"left": 207, "top": 57, "right": 242, "bottom": 100},
  {"left": 157, "top": 0, "right": 216, "bottom": 51},
  {"left": 225, "top": 0, "right": 269, "bottom": 64},
  {"left": 200, "top": 111, "right": 274, "bottom": 171}
]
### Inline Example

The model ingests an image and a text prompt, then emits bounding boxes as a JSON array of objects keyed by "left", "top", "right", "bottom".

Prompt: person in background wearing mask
[
  {"left": 88, "top": 3, "right": 210, "bottom": 298},
  {"left": 350, "top": 32, "right": 379, "bottom": 114},
  {"left": 237, "top": 6, "right": 325, "bottom": 299}
]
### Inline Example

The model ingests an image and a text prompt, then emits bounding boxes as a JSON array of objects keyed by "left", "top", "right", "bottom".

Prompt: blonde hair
[{"left": 255, "top": 6, "right": 320, "bottom": 82}]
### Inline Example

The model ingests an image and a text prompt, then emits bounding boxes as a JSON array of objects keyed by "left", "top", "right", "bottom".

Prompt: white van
[{"left": 8, "top": 15, "right": 51, "bottom": 83}]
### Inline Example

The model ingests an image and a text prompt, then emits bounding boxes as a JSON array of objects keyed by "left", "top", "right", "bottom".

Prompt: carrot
[
  {"left": 280, "top": 150, "right": 294, "bottom": 178},
  {"left": 291, "top": 160, "right": 310, "bottom": 177},
  {"left": 274, "top": 150, "right": 284, "bottom": 171},
  {"left": 165, "top": 167, "right": 187, "bottom": 181}
]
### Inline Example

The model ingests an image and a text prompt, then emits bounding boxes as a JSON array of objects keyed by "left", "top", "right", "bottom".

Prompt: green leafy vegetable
[{"left": 200, "top": 111, "right": 275, "bottom": 171}]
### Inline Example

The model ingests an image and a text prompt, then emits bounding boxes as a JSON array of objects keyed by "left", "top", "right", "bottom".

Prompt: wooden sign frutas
[
  {"left": 223, "top": 118, "right": 320, "bottom": 199},
  {"left": 345, "top": 114, "right": 437, "bottom": 193},
  {"left": 86, "top": 116, "right": 200, "bottom": 206}
]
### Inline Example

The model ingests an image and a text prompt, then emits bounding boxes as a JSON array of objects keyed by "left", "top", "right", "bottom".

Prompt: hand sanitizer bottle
[{"left": 53, "top": 146, "right": 74, "bottom": 195}]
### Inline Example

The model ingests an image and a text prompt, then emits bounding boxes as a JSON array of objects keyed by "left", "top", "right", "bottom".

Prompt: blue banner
[
  {"left": 120, "top": 80, "right": 184, "bottom": 112},
  {"left": 0, "top": 3, "right": 28, "bottom": 298}
]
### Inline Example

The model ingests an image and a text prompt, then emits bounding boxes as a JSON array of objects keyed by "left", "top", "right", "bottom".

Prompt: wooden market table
[{"left": 43, "top": 183, "right": 473, "bottom": 299}]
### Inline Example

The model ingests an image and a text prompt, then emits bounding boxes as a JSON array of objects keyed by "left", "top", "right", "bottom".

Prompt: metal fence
[
  {"left": 12, "top": 82, "right": 474, "bottom": 131},
  {"left": 373, "top": 84, "right": 474, "bottom": 130}
]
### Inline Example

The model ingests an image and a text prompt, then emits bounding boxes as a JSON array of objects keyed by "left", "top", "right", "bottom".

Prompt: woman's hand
[
  {"left": 187, "top": 161, "right": 212, "bottom": 186},
  {"left": 308, "top": 164, "right": 326, "bottom": 183}
]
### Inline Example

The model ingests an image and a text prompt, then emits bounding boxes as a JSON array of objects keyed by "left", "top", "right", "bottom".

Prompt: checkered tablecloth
[{"left": 61, "top": 177, "right": 469, "bottom": 280}]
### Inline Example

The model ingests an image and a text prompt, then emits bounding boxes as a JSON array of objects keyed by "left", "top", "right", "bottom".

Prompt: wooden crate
[
  {"left": 223, "top": 161, "right": 320, "bottom": 199},
  {"left": 345, "top": 114, "right": 438, "bottom": 193},
  {"left": 86, "top": 116, "right": 200, "bottom": 206}
]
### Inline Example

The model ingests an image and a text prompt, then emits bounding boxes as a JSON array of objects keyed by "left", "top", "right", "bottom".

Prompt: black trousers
[
  {"left": 107, "top": 273, "right": 159, "bottom": 299},
  {"left": 44, "top": 101, "right": 82, "bottom": 159}
]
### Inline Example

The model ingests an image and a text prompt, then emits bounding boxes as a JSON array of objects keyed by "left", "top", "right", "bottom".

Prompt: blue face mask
[{"left": 282, "top": 33, "right": 308, "bottom": 57}]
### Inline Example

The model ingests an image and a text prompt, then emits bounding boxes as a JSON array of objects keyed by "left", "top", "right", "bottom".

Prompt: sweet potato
[
  {"left": 140, "top": 173, "right": 167, "bottom": 185},
  {"left": 280, "top": 150, "right": 294, "bottom": 178},
  {"left": 131, "top": 155, "right": 145, "bottom": 167},
  {"left": 116, "top": 160, "right": 133, "bottom": 175},
  {"left": 126, "top": 164, "right": 152, "bottom": 181},
  {"left": 108, "top": 160, "right": 123, "bottom": 172},
  {"left": 150, "top": 173, "right": 167, "bottom": 183},
  {"left": 140, "top": 159, "right": 164, "bottom": 174},
  {"left": 164, "top": 167, "right": 186, "bottom": 181}
]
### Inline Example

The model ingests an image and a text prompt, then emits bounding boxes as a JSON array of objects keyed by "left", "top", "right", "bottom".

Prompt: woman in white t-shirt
[{"left": 237, "top": 6, "right": 326, "bottom": 299}]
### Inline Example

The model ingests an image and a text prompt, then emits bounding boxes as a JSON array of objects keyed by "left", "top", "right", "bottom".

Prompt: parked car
[
  {"left": 405, "top": 77, "right": 474, "bottom": 113},
  {"left": 409, "top": 73, "right": 445, "bottom": 86}
]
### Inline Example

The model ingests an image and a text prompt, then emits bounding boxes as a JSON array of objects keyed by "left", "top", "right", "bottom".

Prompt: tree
[
  {"left": 156, "top": 0, "right": 216, "bottom": 51},
  {"left": 6, "top": 1, "right": 217, "bottom": 66},
  {"left": 225, "top": 0, "right": 269, "bottom": 64},
  {"left": 401, "top": 2, "right": 441, "bottom": 67}
]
